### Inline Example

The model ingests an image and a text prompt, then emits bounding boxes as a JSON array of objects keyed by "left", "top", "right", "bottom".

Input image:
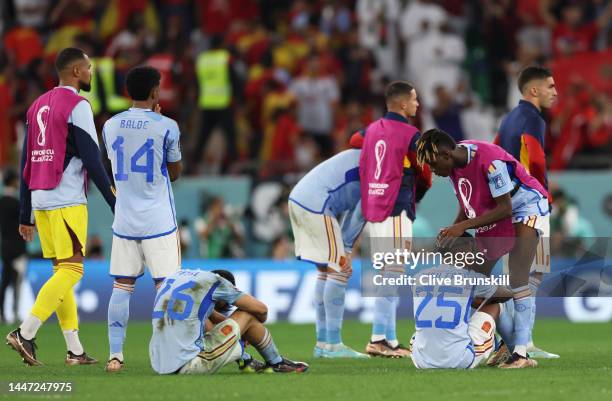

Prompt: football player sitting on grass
[
  {"left": 410, "top": 235, "right": 513, "bottom": 369},
  {"left": 149, "top": 268, "right": 308, "bottom": 375}
]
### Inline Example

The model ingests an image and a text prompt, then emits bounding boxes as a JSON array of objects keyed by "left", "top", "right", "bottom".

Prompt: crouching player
[
  {"left": 410, "top": 237, "right": 513, "bottom": 369},
  {"left": 288, "top": 149, "right": 368, "bottom": 359},
  {"left": 149, "top": 269, "right": 308, "bottom": 374},
  {"left": 416, "top": 129, "right": 550, "bottom": 368}
]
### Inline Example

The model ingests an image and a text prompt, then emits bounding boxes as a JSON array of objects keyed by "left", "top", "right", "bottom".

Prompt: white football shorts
[
  {"left": 368, "top": 210, "right": 413, "bottom": 273},
  {"left": 178, "top": 319, "right": 243, "bottom": 375},
  {"left": 289, "top": 201, "right": 345, "bottom": 272},
  {"left": 503, "top": 214, "right": 550, "bottom": 274},
  {"left": 468, "top": 311, "right": 496, "bottom": 368},
  {"left": 110, "top": 230, "right": 181, "bottom": 280}
]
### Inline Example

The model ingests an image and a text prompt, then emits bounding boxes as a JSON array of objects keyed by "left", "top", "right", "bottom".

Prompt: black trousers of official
[
  {"left": 192, "top": 108, "right": 237, "bottom": 172},
  {"left": 0, "top": 256, "right": 23, "bottom": 322}
]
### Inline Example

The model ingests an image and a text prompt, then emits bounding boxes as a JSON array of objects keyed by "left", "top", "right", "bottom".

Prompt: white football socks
[
  {"left": 63, "top": 329, "right": 84, "bottom": 355},
  {"left": 19, "top": 315, "right": 43, "bottom": 340}
]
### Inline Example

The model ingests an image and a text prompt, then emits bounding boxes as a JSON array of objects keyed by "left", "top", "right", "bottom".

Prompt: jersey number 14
[{"left": 112, "top": 136, "right": 155, "bottom": 182}]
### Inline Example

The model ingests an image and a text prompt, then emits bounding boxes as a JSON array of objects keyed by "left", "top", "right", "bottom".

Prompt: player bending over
[
  {"left": 416, "top": 129, "right": 550, "bottom": 369},
  {"left": 102, "top": 66, "right": 182, "bottom": 372},
  {"left": 410, "top": 237, "right": 512, "bottom": 369},
  {"left": 149, "top": 269, "right": 308, "bottom": 375},
  {"left": 289, "top": 149, "right": 368, "bottom": 359}
]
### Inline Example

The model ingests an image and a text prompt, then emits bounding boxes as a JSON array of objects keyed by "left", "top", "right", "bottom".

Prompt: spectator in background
[
  {"left": 552, "top": 0, "right": 612, "bottom": 59},
  {"left": 3, "top": 23, "right": 44, "bottom": 71},
  {"left": 516, "top": 0, "right": 555, "bottom": 59},
  {"left": 194, "top": 197, "right": 245, "bottom": 259},
  {"left": 480, "top": 0, "right": 521, "bottom": 111},
  {"left": 265, "top": 102, "right": 302, "bottom": 176},
  {"left": 85, "top": 235, "right": 104, "bottom": 259},
  {"left": 106, "top": 13, "right": 155, "bottom": 72},
  {"left": 249, "top": 183, "right": 292, "bottom": 256},
  {"left": 0, "top": 51, "right": 16, "bottom": 167},
  {"left": 356, "top": 0, "right": 401, "bottom": 79},
  {"left": 0, "top": 168, "right": 27, "bottom": 324},
  {"left": 178, "top": 219, "right": 192, "bottom": 256},
  {"left": 332, "top": 99, "right": 374, "bottom": 154},
  {"left": 400, "top": 0, "right": 448, "bottom": 80},
  {"left": 13, "top": 0, "right": 48, "bottom": 29},
  {"left": 431, "top": 84, "right": 471, "bottom": 142},
  {"left": 98, "top": 0, "right": 160, "bottom": 42},
  {"left": 270, "top": 235, "right": 293, "bottom": 260},
  {"left": 337, "top": 29, "right": 376, "bottom": 102},
  {"left": 550, "top": 188, "right": 595, "bottom": 256},
  {"left": 146, "top": 40, "right": 181, "bottom": 120},
  {"left": 259, "top": 78, "right": 296, "bottom": 167},
  {"left": 196, "top": 0, "right": 258, "bottom": 36},
  {"left": 403, "top": 14, "right": 466, "bottom": 109},
  {"left": 289, "top": 55, "right": 339, "bottom": 159},
  {"left": 192, "top": 35, "right": 240, "bottom": 173}
]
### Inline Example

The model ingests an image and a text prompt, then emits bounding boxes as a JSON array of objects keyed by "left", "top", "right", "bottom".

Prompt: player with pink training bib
[
  {"left": 352, "top": 81, "right": 431, "bottom": 358},
  {"left": 416, "top": 128, "right": 550, "bottom": 369}
]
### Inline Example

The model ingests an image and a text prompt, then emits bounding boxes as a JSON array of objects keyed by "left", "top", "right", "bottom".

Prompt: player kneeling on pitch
[
  {"left": 149, "top": 269, "right": 308, "bottom": 374},
  {"left": 410, "top": 236, "right": 512, "bottom": 369}
]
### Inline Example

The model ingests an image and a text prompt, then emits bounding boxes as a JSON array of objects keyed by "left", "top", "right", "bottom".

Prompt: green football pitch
[{"left": 0, "top": 319, "right": 610, "bottom": 401}]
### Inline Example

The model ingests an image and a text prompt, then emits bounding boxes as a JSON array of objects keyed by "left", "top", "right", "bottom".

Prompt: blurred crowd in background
[{"left": 0, "top": 0, "right": 609, "bottom": 260}]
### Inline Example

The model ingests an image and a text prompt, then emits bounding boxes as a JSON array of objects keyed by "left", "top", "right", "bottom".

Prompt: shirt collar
[
  {"left": 519, "top": 99, "right": 541, "bottom": 114},
  {"left": 458, "top": 143, "right": 477, "bottom": 164},
  {"left": 383, "top": 111, "right": 409, "bottom": 123},
  {"left": 56, "top": 85, "right": 78, "bottom": 94}
]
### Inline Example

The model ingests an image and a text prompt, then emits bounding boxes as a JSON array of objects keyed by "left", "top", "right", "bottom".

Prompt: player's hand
[
  {"left": 154, "top": 103, "right": 162, "bottom": 114},
  {"left": 437, "top": 224, "right": 464, "bottom": 249},
  {"left": 19, "top": 224, "right": 36, "bottom": 242},
  {"left": 340, "top": 254, "right": 353, "bottom": 276}
]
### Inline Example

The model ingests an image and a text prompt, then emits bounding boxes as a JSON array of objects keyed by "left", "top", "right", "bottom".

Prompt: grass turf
[{"left": 0, "top": 319, "right": 610, "bottom": 401}]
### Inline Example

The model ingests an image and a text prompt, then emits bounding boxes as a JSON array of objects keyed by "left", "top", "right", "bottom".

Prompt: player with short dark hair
[
  {"left": 125, "top": 66, "right": 162, "bottom": 101},
  {"left": 416, "top": 128, "right": 551, "bottom": 368},
  {"left": 149, "top": 269, "right": 308, "bottom": 374},
  {"left": 517, "top": 66, "right": 556, "bottom": 95},
  {"left": 350, "top": 80, "right": 432, "bottom": 357},
  {"left": 494, "top": 66, "right": 559, "bottom": 360},
  {"left": 102, "top": 65, "right": 183, "bottom": 372},
  {"left": 6, "top": 47, "right": 115, "bottom": 366}
]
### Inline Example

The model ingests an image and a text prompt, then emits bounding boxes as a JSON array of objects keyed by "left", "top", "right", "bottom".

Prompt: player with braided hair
[{"left": 415, "top": 128, "right": 550, "bottom": 369}]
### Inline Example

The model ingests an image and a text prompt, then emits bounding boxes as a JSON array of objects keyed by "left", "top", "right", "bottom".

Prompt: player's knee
[
  {"left": 327, "top": 270, "right": 350, "bottom": 283},
  {"left": 116, "top": 277, "right": 137, "bottom": 285},
  {"left": 56, "top": 263, "right": 84, "bottom": 281}
]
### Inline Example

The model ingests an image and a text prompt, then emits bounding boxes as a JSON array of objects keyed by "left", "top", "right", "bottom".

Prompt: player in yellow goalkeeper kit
[{"left": 5, "top": 48, "right": 115, "bottom": 366}]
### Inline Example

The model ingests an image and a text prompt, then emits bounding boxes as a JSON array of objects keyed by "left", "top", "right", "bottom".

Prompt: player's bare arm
[
  {"left": 233, "top": 294, "right": 268, "bottom": 323},
  {"left": 166, "top": 160, "right": 182, "bottom": 182}
]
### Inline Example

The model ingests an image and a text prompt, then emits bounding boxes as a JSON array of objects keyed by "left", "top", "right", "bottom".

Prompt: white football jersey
[
  {"left": 102, "top": 108, "right": 181, "bottom": 239},
  {"left": 411, "top": 265, "right": 497, "bottom": 368}
]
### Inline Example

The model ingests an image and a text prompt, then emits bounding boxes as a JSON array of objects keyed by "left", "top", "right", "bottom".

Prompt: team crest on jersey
[{"left": 492, "top": 174, "right": 505, "bottom": 189}]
